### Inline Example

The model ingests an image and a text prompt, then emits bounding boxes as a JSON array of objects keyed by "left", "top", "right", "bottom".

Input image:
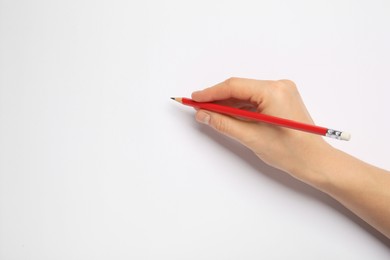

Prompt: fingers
[
  {"left": 192, "top": 77, "right": 270, "bottom": 103},
  {"left": 192, "top": 77, "right": 272, "bottom": 146},
  {"left": 195, "top": 109, "right": 258, "bottom": 145}
]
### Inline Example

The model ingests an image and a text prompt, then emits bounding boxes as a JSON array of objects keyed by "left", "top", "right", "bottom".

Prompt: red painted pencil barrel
[{"left": 181, "top": 97, "right": 329, "bottom": 136}]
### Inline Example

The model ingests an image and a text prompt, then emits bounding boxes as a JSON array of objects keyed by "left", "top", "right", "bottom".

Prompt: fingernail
[{"left": 196, "top": 111, "right": 210, "bottom": 125}]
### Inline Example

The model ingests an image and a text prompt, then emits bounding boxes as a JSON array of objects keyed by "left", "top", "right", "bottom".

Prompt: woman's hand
[
  {"left": 192, "top": 77, "right": 390, "bottom": 238},
  {"left": 192, "top": 77, "right": 331, "bottom": 184}
]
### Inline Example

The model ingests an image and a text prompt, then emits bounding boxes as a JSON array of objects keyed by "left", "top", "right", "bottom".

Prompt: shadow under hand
[{"left": 195, "top": 123, "right": 390, "bottom": 247}]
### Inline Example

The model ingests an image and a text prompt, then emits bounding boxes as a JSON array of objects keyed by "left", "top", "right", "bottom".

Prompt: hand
[
  {"left": 193, "top": 77, "right": 390, "bottom": 238},
  {"left": 192, "top": 77, "right": 331, "bottom": 184}
]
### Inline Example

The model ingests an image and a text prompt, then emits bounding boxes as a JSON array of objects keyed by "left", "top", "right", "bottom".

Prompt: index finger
[{"left": 191, "top": 77, "right": 271, "bottom": 102}]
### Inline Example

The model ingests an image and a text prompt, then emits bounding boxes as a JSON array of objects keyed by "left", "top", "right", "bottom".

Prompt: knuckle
[
  {"left": 268, "top": 80, "right": 281, "bottom": 88},
  {"left": 277, "top": 79, "right": 297, "bottom": 90},
  {"left": 271, "top": 79, "right": 298, "bottom": 96},
  {"left": 211, "top": 116, "right": 229, "bottom": 134},
  {"left": 224, "top": 77, "right": 238, "bottom": 97},
  {"left": 224, "top": 77, "right": 239, "bottom": 87}
]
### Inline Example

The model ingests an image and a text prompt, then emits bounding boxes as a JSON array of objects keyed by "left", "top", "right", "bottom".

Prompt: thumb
[{"left": 195, "top": 110, "right": 256, "bottom": 144}]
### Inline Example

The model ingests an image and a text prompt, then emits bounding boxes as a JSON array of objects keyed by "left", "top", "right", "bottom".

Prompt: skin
[{"left": 192, "top": 77, "right": 390, "bottom": 239}]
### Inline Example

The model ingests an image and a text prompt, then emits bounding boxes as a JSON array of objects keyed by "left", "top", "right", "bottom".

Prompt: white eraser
[{"left": 341, "top": 132, "right": 351, "bottom": 141}]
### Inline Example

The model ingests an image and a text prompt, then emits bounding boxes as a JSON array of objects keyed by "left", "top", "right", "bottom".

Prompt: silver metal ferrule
[{"left": 325, "top": 129, "right": 343, "bottom": 140}]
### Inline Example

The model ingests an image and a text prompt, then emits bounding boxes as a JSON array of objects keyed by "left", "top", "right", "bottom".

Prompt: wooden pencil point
[{"left": 171, "top": 97, "right": 182, "bottom": 103}]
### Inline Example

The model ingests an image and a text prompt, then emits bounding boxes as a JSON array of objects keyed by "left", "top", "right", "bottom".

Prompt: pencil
[{"left": 171, "top": 97, "right": 351, "bottom": 141}]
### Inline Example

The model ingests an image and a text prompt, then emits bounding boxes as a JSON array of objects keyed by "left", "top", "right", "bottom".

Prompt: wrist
[{"left": 288, "top": 139, "right": 336, "bottom": 190}]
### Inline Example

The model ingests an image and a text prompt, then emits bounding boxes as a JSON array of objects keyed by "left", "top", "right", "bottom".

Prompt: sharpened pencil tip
[{"left": 170, "top": 97, "right": 182, "bottom": 103}]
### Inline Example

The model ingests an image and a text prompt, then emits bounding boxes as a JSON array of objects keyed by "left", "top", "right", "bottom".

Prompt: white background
[{"left": 1, "top": 0, "right": 390, "bottom": 259}]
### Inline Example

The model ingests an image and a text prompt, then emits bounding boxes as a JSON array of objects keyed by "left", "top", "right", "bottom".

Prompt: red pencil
[{"left": 171, "top": 97, "right": 351, "bottom": 141}]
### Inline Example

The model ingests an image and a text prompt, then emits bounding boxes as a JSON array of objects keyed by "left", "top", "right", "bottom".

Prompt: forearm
[
  {"left": 191, "top": 78, "right": 390, "bottom": 238},
  {"left": 299, "top": 144, "right": 390, "bottom": 238}
]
